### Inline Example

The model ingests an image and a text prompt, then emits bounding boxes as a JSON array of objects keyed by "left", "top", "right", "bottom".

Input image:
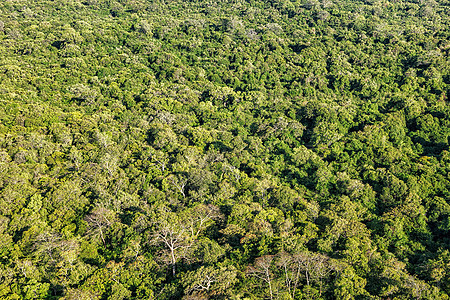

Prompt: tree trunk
[{"left": 171, "top": 249, "right": 176, "bottom": 276}]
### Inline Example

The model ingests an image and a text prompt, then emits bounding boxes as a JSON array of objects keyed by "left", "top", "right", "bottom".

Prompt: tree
[
  {"left": 167, "top": 173, "right": 188, "bottom": 198},
  {"left": 150, "top": 206, "right": 189, "bottom": 276},
  {"left": 276, "top": 252, "right": 301, "bottom": 299},
  {"left": 150, "top": 204, "right": 221, "bottom": 276},
  {"left": 85, "top": 206, "right": 116, "bottom": 245},
  {"left": 247, "top": 255, "right": 275, "bottom": 300},
  {"left": 181, "top": 265, "right": 238, "bottom": 297}
]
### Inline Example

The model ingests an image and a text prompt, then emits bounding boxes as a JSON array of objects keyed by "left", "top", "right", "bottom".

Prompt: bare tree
[
  {"left": 155, "top": 219, "right": 189, "bottom": 276},
  {"left": 292, "top": 252, "right": 332, "bottom": 297},
  {"left": 150, "top": 206, "right": 192, "bottom": 276},
  {"left": 223, "top": 164, "right": 241, "bottom": 182},
  {"left": 85, "top": 206, "right": 116, "bottom": 245},
  {"left": 185, "top": 204, "right": 223, "bottom": 239},
  {"left": 100, "top": 153, "right": 119, "bottom": 177},
  {"left": 277, "top": 252, "right": 301, "bottom": 299},
  {"left": 182, "top": 265, "right": 238, "bottom": 297},
  {"left": 169, "top": 174, "right": 188, "bottom": 198},
  {"left": 148, "top": 149, "right": 169, "bottom": 172},
  {"left": 185, "top": 266, "right": 216, "bottom": 294},
  {"left": 150, "top": 204, "right": 222, "bottom": 276},
  {"left": 34, "top": 231, "right": 61, "bottom": 264},
  {"left": 275, "top": 251, "right": 333, "bottom": 299},
  {"left": 247, "top": 255, "right": 275, "bottom": 300}
]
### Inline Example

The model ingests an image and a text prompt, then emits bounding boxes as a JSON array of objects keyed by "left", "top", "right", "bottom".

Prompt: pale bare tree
[
  {"left": 150, "top": 206, "right": 192, "bottom": 276},
  {"left": 151, "top": 204, "right": 222, "bottom": 276},
  {"left": 184, "top": 204, "right": 222, "bottom": 239},
  {"left": 247, "top": 255, "right": 275, "bottom": 300},
  {"left": 182, "top": 265, "right": 238, "bottom": 297},
  {"left": 85, "top": 206, "right": 116, "bottom": 245},
  {"left": 34, "top": 231, "right": 61, "bottom": 263},
  {"left": 292, "top": 252, "right": 332, "bottom": 297},
  {"left": 169, "top": 174, "right": 188, "bottom": 198},
  {"left": 100, "top": 153, "right": 119, "bottom": 177},
  {"left": 276, "top": 252, "right": 301, "bottom": 299},
  {"left": 149, "top": 149, "right": 169, "bottom": 172}
]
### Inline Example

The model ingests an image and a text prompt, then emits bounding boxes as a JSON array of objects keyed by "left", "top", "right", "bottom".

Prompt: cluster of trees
[{"left": 0, "top": 0, "right": 449, "bottom": 298}]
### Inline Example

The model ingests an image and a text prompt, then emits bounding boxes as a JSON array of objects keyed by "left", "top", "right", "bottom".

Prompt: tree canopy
[{"left": 0, "top": 0, "right": 449, "bottom": 298}]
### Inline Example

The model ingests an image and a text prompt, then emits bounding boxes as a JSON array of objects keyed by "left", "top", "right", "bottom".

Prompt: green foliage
[{"left": 0, "top": 0, "right": 449, "bottom": 298}]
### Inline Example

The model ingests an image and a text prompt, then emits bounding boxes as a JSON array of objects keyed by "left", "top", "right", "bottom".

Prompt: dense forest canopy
[{"left": 0, "top": 0, "right": 449, "bottom": 298}]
